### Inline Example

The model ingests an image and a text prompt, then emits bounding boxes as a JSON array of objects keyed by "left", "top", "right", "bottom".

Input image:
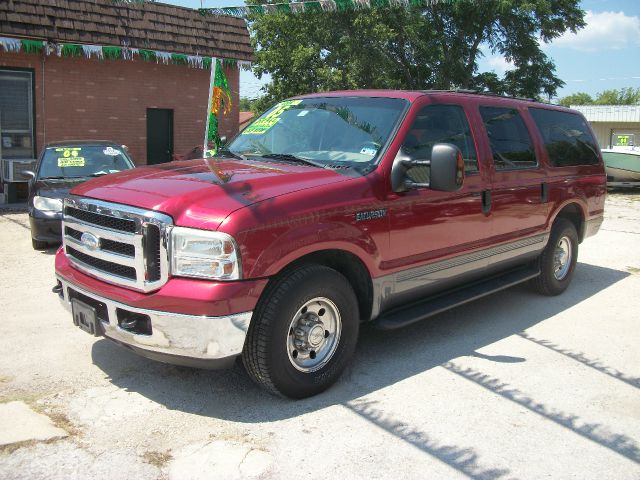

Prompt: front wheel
[
  {"left": 531, "top": 218, "right": 578, "bottom": 296},
  {"left": 242, "top": 264, "right": 359, "bottom": 398}
]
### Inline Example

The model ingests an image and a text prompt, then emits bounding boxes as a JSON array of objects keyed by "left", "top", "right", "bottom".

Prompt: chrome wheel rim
[
  {"left": 286, "top": 297, "right": 342, "bottom": 373},
  {"left": 553, "top": 236, "right": 572, "bottom": 280}
]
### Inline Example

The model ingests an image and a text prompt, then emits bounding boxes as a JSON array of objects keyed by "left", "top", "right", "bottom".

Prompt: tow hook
[{"left": 52, "top": 282, "right": 63, "bottom": 297}]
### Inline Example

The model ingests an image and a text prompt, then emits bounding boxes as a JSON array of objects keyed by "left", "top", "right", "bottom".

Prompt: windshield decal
[
  {"left": 103, "top": 146, "right": 121, "bottom": 156},
  {"left": 243, "top": 100, "right": 302, "bottom": 135}
]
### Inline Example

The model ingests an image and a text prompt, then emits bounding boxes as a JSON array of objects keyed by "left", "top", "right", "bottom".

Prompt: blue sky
[{"left": 167, "top": 0, "right": 640, "bottom": 100}]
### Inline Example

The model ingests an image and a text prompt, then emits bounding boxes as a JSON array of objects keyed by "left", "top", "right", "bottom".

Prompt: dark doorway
[{"left": 146, "top": 108, "right": 173, "bottom": 165}]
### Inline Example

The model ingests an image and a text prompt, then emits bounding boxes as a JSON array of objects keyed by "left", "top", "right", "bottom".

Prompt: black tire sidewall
[
  {"left": 540, "top": 219, "right": 579, "bottom": 295},
  {"left": 260, "top": 266, "right": 359, "bottom": 398}
]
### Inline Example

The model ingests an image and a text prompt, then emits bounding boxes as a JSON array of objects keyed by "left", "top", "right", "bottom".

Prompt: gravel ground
[{"left": 0, "top": 193, "right": 638, "bottom": 480}]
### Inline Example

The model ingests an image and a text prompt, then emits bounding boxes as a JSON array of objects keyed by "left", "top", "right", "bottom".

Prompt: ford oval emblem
[{"left": 80, "top": 232, "right": 99, "bottom": 251}]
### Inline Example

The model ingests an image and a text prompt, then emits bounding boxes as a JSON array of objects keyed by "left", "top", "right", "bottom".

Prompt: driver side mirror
[
  {"left": 220, "top": 136, "right": 227, "bottom": 146},
  {"left": 23, "top": 170, "right": 36, "bottom": 180},
  {"left": 391, "top": 143, "right": 465, "bottom": 193}
]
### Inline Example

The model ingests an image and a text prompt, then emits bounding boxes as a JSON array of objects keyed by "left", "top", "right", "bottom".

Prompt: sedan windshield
[
  {"left": 38, "top": 145, "right": 134, "bottom": 179},
  {"left": 227, "top": 96, "right": 408, "bottom": 174}
]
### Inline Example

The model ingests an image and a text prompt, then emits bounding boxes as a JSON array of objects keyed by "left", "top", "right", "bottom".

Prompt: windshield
[
  {"left": 38, "top": 145, "right": 134, "bottom": 179},
  {"left": 227, "top": 96, "right": 408, "bottom": 174}
]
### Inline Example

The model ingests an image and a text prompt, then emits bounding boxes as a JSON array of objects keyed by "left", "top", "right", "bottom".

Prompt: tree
[
  {"left": 594, "top": 88, "right": 640, "bottom": 105},
  {"left": 558, "top": 92, "right": 593, "bottom": 107},
  {"left": 247, "top": 0, "right": 585, "bottom": 108},
  {"left": 558, "top": 88, "right": 640, "bottom": 106}
]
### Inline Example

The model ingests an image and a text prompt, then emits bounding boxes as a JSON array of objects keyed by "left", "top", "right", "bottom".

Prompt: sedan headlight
[
  {"left": 171, "top": 227, "right": 241, "bottom": 280},
  {"left": 33, "top": 196, "right": 63, "bottom": 212}
]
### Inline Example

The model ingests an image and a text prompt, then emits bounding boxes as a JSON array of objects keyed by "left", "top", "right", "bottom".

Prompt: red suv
[{"left": 54, "top": 91, "right": 606, "bottom": 398}]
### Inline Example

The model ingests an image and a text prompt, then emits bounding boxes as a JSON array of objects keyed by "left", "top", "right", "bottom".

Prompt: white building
[{"left": 571, "top": 105, "right": 640, "bottom": 149}]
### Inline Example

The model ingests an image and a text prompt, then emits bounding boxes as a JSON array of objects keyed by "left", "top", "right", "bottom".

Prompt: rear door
[{"left": 474, "top": 103, "right": 551, "bottom": 266}]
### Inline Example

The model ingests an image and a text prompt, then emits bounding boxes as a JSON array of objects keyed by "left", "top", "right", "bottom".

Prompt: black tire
[
  {"left": 242, "top": 264, "right": 359, "bottom": 399},
  {"left": 531, "top": 218, "right": 578, "bottom": 296},
  {"left": 32, "top": 238, "right": 49, "bottom": 250}
]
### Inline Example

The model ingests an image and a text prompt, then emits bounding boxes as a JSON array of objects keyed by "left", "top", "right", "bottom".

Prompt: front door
[
  {"left": 146, "top": 108, "right": 173, "bottom": 165},
  {"left": 384, "top": 102, "right": 492, "bottom": 309}
]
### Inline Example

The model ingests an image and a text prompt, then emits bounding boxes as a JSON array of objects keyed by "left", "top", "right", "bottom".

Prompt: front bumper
[
  {"left": 29, "top": 210, "right": 63, "bottom": 243},
  {"left": 56, "top": 276, "right": 253, "bottom": 369}
]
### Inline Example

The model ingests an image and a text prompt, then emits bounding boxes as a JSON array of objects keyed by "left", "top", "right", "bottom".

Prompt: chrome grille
[{"left": 62, "top": 197, "right": 172, "bottom": 292}]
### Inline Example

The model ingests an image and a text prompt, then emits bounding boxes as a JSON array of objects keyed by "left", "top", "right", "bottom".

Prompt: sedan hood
[
  {"left": 34, "top": 178, "right": 89, "bottom": 198},
  {"left": 70, "top": 158, "right": 351, "bottom": 230}
]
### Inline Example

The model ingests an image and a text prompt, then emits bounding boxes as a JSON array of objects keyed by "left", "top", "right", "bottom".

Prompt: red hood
[{"left": 70, "top": 158, "right": 350, "bottom": 230}]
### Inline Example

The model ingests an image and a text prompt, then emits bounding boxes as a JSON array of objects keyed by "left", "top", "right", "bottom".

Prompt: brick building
[{"left": 0, "top": 0, "right": 252, "bottom": 174}]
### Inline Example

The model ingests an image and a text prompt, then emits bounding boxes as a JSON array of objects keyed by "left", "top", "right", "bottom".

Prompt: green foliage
[
  {"left": 558, "top": 92, "right": 593, "bottom": 107},
  {"left": 594, "top": 88, "right": 640, "bottom": 105},
  {"left": 558, "top": 88, "right": 640, "bottom": 106},
  {"left": 247, "top": 0, "right": 585, "bottom": 107}
]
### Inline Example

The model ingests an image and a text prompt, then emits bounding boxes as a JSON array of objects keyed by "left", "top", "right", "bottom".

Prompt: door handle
[{"left": 481, "top": 190, "right": 491, "bottom": 214}]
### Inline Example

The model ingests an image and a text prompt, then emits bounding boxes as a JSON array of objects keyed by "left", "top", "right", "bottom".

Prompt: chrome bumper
[{"left": 56, "top": 276, "right": 252, "bottom": 369}]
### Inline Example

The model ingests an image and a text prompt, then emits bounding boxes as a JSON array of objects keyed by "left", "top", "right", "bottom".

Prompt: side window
[
  {"left": 480, "top": 107, "right": 537, "bottom": 170},
  {"left": 402, "top": 104, "right": 478, "bottom": 174},
  {"left": 529, "top": 108, "right": 600, "bottom": 166}
]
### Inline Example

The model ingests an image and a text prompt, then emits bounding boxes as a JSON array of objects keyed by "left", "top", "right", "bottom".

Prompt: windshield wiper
[
  {"left": 217, "top": 148, "right": 246, "bottom": 161},
  {"left": 259, "top": 153, "right": 323, "bottom": 168}
]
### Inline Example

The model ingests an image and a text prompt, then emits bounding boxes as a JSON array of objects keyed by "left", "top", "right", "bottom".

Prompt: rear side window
[
  {"left": 480, "top": 107, "right": 537, "bottom": 170},
  {"left": 529, "top": 108, "right": 600, "bottom": 166},
  {"left": 402, "top": 104, "right": 478, "bottom": 173}
]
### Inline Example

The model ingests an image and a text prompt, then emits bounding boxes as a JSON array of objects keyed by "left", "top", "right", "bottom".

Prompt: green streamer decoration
[
  {"left": 171, "top": 53, "right": 188, "bottom": 64},
  {"left": 246, "top": 5, "right": 264, "bottom": 14},
  {"left": 275, "top": 3, "right": 291, "bottom": 13},
  {"left": 20, "top": 39, "right": 44, "bottom": 54},
  {"left": 61, "top": 44, "right": 83, "bottom": 57},
  {"left": 103, "top": 46, "right": 123, "bottom": 60},
  {"left": 303, "top": 1, "right": 322, "bottom": 13},
  {"left": 203, "top": 57, "right": 212, "bottom": 70},
  {"left": 222, "top": 58, "right": 238, "bottom": 68},
  {"left": 334, "top": 0, "right": 353, "bottom": 12},
  {"left": 138, "top": 49, "right": 156, "bottom": 62}
]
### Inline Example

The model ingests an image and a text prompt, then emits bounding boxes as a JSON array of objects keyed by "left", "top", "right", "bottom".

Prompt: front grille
[
  {"left": 101, "top": 238, "right": 135, "bottom": 257},
  {"left": 67, "top": 247, "right": 137, "bottom": 280},
  {"left": 64, "top": 206, "right": 136, "bottom": 233},
  {"left": 62, "top": 197, "right": 172, "bottom": 292}
]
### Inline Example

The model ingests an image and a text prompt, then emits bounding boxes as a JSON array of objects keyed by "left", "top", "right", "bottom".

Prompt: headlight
[
  {"left": 171, "top": 227, "right": 241, "bottom": 280},
  {"left": 33, "top": 196, "right": 63, "bottom": 212}
]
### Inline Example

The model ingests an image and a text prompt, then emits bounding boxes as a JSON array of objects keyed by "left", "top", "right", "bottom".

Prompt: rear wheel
[
  {"left": 531, "top": 218, "right": 578, "bottom": 296},
  {"left": 242, "top": 264, "right": 359, "bottom": 398},
  {"left": 32, "top": 238, "right": 48, "bottom": 250}
]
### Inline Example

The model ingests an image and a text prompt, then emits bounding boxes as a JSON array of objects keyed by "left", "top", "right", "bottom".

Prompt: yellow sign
[
  {"left": 243, "top": 100, "right": 302, "bottom": 135},
  {"left": 55, "top": 147, "right": 82, "bottom": 159},
  {"left": 58, "top": 157, "right": 85, "bottom": 167}
]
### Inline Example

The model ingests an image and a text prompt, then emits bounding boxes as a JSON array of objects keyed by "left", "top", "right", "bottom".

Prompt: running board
[{"left": 372, "top": 266, "right": 540, "bottom": 330}]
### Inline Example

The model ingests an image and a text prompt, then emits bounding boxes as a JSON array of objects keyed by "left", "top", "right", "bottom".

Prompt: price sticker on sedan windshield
[
  {"left": 243, "top": 100, "right": 302, "bottom": 135},
  {"left": 58, "top": 157, "right": 85, "bottom": 167}
]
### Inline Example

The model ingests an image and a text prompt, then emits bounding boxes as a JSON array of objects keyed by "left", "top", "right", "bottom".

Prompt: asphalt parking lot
[{"left": 0, "top": 193, "right": 638, "bottom": 480}]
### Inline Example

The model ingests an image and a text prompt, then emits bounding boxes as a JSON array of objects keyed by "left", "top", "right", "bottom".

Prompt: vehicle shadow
[{"left": 91, "top": 262, "right": 629, "bottom": 424}]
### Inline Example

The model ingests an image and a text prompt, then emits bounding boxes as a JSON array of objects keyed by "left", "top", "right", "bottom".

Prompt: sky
[{"left": 166, "top": 0, "right": 640, "bottom": 100}]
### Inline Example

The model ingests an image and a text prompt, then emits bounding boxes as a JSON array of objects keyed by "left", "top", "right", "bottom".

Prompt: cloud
[
  {"left": 552, "top": 11, "right": 640, "bottom": 51},
  {"left": 486, "top": 55, "right": 514, "bottom": 74}
]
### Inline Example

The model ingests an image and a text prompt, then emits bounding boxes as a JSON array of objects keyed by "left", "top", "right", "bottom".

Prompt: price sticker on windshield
[
  {"left": 58, "top": 157, "right": 85, "bottom": 167},
  {"left": 243, "top": 100, "right": 302, "bottom": 135}
]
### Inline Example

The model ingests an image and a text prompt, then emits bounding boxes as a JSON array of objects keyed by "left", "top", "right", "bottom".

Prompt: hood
[
  {"left": 70, "top": 158, "right": 351, "bottom": 230},
  {"left": 33, "top": 177, "right": 90, "bottom": 198}
]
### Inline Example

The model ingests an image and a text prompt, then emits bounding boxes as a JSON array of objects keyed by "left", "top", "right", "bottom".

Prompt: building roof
[
  {"left": 571, "top": 105, "right": 640, "bottom": 123},
  {"left": 0, "top": 0, "right": 252, "bottom": 61}
]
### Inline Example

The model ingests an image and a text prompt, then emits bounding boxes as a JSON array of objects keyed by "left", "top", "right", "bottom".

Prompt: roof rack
[{"left": 421, "top": 89, "right": 538, "bottom": 102}]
